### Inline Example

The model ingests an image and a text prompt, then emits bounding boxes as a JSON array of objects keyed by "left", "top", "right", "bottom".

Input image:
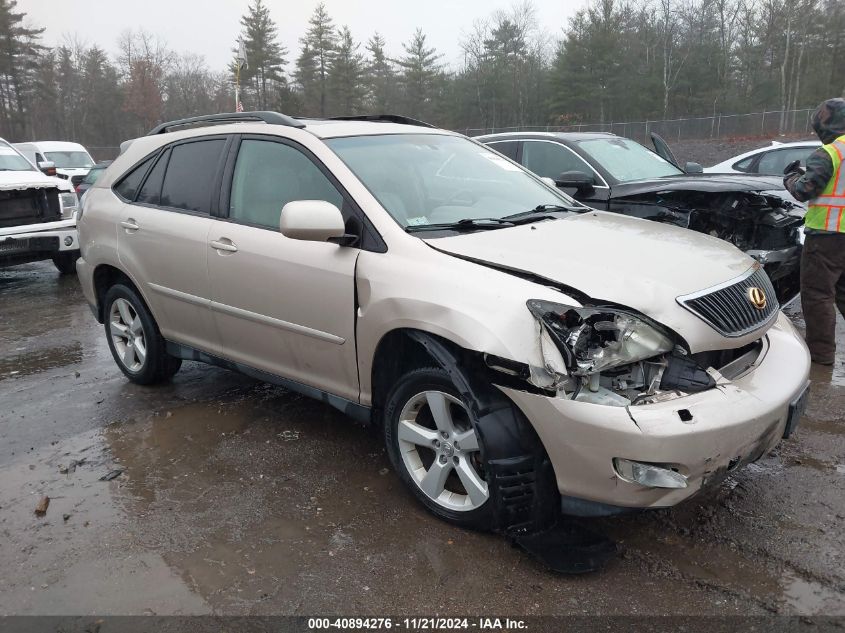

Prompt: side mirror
[
  {"left": 37, "top": 161, "right": 57, "bottom": 177},
  {"left": 555, "top": 170, "right": 595, "bottom": 192},
  {"left": 684, "top": 162, "right": 703, "bottom": 174},
  {"left": 280, "top": 200, "right": 347, "bottom": 243}
]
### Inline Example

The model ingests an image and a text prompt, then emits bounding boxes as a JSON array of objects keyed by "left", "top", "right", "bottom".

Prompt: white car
[
  {"left": 13, "top": 140, "right": 95, "bottom": 183},
  {"left": 0, "top": 139, "right": 80, "bottom": 273},
  {"left": 705, "top": 140, "right": 821, "bottom": 175}
]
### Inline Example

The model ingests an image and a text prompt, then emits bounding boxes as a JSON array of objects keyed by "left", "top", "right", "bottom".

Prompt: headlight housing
[
  {"left": 527, "top": 299, "right": 675, "bottom": 376},
  {"left": 59, "top": 192, "right": 78, "bottom": 219}
]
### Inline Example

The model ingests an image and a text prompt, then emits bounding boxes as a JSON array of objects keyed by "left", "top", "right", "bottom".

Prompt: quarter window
[
  {"left": 114, "top": 156, "right": 155, "bottom": 201},
  {"left": 522, "top": 141, "right": 595, "bottom": 181},
  {"left": 229, "top": 139, "right": 343, "bottom": 229},
  {"left": 160, "top": 139, "right": 226, "bottom": 214},
  {"left": 487, "top": 141, "right": 519, "bottom": 161},
  {"left": 136, "top": 150, "right": 169, "bottom": 206}
]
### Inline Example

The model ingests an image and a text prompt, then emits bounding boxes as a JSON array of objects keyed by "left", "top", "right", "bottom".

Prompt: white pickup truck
[{"left": 0, "top": 139, "right": 80, "bottom": 274}]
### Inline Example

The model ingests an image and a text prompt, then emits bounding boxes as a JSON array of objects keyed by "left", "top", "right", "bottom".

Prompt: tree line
[{"left": 0, "top": 0, "right": 842, "bottom": 152}]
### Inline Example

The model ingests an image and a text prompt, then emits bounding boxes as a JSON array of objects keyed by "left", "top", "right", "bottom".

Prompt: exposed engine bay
[{"left": 610, "top": 189, "right": 803, "bottom": 301}]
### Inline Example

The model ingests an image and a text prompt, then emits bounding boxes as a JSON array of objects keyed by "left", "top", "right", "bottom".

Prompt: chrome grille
[{"left": 677, "top": 267, "right": 779, "bottom": 337}]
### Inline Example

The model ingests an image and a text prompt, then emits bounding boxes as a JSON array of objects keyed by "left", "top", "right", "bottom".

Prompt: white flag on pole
[{"left": 237, "top": 38, "right": 248, "bottom": 70}]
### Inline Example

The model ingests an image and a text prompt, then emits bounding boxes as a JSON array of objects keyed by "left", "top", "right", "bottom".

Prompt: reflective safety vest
[{"left": 805, "top": 134, "right": 845, "bottom": 231}]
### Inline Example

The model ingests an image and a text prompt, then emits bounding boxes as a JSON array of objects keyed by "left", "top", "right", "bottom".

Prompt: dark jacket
[{"left": 784, "top": 98, "right": 845, "bottom": 203}]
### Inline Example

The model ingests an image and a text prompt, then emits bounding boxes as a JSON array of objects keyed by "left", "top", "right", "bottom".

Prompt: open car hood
[
  {"left": 424, "top": 211, "right": 761, "bottom": 351},
  {"left": 610, "top": 173, "right": 789, "bottom": 197}
]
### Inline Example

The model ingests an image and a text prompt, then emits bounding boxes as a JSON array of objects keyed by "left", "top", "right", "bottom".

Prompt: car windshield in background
[
  {"left": 0, "top": 145, "right": 35, "bottom": 171},
  {"left": 326, "top": 134, "right": 575, "bottom": 230},
  {"left": 576, "top": 137, "right": 683, "bottom": 182},
  {"left": 82, "top": 166, "right": 105, "bottom": 184},
  {"left": 45, "top": 151, "right": 94, "bottom": 169}
]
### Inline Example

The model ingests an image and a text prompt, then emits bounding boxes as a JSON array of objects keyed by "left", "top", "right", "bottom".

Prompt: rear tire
[
  {"left": 384, "top": 367, "right": 494, "bottom": 529},
  {"left": 103, "top": 283, "right": 181, "bottom": 385},
  {"left": 52, "top": 250, "right": 79, "bottom": 275}
]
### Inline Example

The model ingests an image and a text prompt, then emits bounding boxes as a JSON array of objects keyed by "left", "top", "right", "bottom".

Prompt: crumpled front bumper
[{"left": 500, "top": 311, "right": 811, "bottom": 512}]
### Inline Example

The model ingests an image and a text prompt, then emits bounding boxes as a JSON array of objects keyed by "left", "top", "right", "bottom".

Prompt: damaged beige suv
[{"left": 77, "top": 112, "right": 810, "bottom": 533}]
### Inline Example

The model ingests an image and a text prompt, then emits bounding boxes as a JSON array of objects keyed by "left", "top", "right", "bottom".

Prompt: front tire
[
  {"left": 52, "top": 250, "right": 79, "bottom": 275},
  {"left": 103, "top": 283, "right": 181, "bottom": 385},
  {"left": 384, "top": 367, "right": 493, "bottom": 529}
]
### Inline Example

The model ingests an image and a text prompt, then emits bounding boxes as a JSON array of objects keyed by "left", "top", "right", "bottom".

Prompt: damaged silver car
[{"left": 77, "top": 112, "right": 811, "bottom": 539}]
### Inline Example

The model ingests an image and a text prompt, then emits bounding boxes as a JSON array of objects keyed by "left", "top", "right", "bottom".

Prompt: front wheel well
[
  {"left": 92, "top": 265, "right": 136, "bottom": 323},
  {"left": 370, "top": 329, "right": 472, "bottom": 418}
]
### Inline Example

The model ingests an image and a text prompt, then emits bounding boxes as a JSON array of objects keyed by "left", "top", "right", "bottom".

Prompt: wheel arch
[{"left": 92, "top": 264, "right": 153, "bottom": 324}]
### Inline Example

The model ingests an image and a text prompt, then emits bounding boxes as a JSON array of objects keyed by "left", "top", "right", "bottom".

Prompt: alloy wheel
[
  {"left": 397, "top": 390, "right": 489, "bottom": 511},
  {"left": 109, "top": 298, "right": 147, "bottom": 372}
]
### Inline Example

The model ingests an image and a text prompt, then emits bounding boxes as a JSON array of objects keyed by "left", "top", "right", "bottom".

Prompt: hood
[
  {"left": 812, "top": 98, "right": 845, "bottom": 144},
  {"left": 0, "top": 170, "right": 73, "bottom": 192},
  {"left": 610, "top": 173, "right": 787, "bottom": 197},
  {"left": 424, "top": 211, "right": 760, "bottom": 352}
]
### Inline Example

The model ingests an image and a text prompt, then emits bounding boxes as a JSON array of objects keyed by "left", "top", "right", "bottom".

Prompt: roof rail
[
  {"left": 146, "top": 111, "right": 305, "bottom": 136},
  {"left": 327, "top": 114, "right": 436, "bottom": 128}
]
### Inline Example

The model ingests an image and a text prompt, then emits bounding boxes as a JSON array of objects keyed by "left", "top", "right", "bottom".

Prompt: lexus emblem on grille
[{"left": 747, "top": 287, "right": 767, "bottom": 310}]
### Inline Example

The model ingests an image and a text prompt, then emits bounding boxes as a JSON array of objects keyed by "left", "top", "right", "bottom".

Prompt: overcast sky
[{"left": 22, "top": 0, "right": 583, "bottom": 71}]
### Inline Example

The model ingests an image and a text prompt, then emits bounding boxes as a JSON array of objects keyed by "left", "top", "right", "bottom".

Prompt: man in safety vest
[{"left": 784, "top": 97, "right": 845, "bottom": 365}]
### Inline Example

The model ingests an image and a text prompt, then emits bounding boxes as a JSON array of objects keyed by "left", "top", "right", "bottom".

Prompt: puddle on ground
[
  {"left": 0, "top": 342, "right": 83, "bottom": 381},
  {"left": 801, "top": 416, "right": 845, "bottom": 436}
]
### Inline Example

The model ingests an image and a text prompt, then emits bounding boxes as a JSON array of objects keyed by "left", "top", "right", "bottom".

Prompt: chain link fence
[{"left": 461, "top": 108, "right": 817, "bottom": 142}]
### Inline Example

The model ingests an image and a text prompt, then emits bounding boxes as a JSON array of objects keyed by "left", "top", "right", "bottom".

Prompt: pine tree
[
  {"left": 329, "top": 26, "right": 365, "bottom": 115},
  {"left": 396, "top": 28, "right": 442, "bottom": 121},
  {"left": 295, "top": 3, "right": 337, "bottom": 116},
  {"left": 237, "top": 0, "right": 287, "bottom": 110},
  {"left": 0, "top": 0, "right": 45, "bottom": 138},
  {"left": 365, "top": 33, "right": 394, "bottom": 112}
]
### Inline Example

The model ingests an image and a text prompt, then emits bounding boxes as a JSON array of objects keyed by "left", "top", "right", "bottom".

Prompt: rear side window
[
  {"left": 160, "top": 139, "right": 226, "bottom": 214},
  {"left": 114, "top": 156, "right": 155, "bottom": 201},
  {"left": 487, "top": 141, "right": 518, "bottom": 160}
]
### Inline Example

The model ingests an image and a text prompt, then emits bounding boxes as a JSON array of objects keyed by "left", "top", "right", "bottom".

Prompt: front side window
[
  {"left": 575, "top": 138, "right": 683, "bottom": 183},
  {"left": 522, "top": 140, "right": 596, "bottom": 181},
  {"left": 326, "top": 134, "right": 575, "bottom": 229},
  {"left": 45, "top": 151, "right": 95, "bottom": 169},
  {"left": 229, "top": 139, "right": 343, "bottom": 229},
  {"left": 160, "top": 139, "right": 226, "bottom": 214},
  {"left": 0, "top": 143, "right": 36, "bottom": 171}
]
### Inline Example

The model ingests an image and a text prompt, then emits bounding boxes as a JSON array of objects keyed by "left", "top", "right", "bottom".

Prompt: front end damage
[
  {"left": 493, "top": 301, "right": 810, "bottom": 515},
  {"left": 610, "top": 189, "right": 803, "bottom": 302}
]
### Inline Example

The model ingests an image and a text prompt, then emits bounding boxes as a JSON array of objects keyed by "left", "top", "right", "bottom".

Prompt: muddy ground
[{"left": 1, "top": 261, "right": 844, "bottom": 620}]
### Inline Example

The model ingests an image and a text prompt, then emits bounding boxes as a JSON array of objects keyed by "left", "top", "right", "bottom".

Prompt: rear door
[
  {"left": 116, "top": 136, "right": 230, "bottom": 355},
  {"left": 207, "top": 135, "right": 360, "bottom": 400}
]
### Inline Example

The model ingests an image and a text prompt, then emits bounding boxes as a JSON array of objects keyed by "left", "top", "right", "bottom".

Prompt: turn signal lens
[{"left": 613, "top": 458, "right": 688, "bottom": 489}]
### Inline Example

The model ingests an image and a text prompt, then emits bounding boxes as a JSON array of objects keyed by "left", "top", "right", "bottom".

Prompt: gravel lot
[{"left": 1, "top": 154, "right": 844, "bottom": 625}]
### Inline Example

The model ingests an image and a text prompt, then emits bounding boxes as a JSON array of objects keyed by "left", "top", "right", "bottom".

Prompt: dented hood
[
  {"left": 425, "top": 211, "right": 759, "bottom": 351},
  {"left": 0, "top": 170, "right": 72, "bottom": 192}
]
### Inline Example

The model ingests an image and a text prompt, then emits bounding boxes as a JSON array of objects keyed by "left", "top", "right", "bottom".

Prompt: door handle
[
  {"left": 210, "top": 239, "right": 238, "bottom": 253},
  {"left": 120, "top": 219, "right": 140, "bottom": 231}
]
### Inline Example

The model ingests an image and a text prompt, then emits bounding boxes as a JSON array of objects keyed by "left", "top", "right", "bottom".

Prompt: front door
[{"left": 207, "top": 136, "right": 359, "bottom": 401}]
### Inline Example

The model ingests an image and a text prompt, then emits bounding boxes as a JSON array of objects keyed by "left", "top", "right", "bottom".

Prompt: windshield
[
  {"left": 45, "top": 151, "right": 94, "bottom": 169},
  {"left": 576, "top": 137, "right": 683, "bottom": 182},
  {"left": 0, "top": 144, "right": 35, "bottom": 171},
  {"left": 326, "top": 134, "right": 576, "bottom": 229}
]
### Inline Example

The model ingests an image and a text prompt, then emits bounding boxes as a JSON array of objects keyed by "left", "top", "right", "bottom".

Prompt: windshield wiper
[
  {"left": 405, "top": 217, "right": 516, "bottom": 233},
  {"left": 502, "top": 204, "right": 581, "bottom": 223}
]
